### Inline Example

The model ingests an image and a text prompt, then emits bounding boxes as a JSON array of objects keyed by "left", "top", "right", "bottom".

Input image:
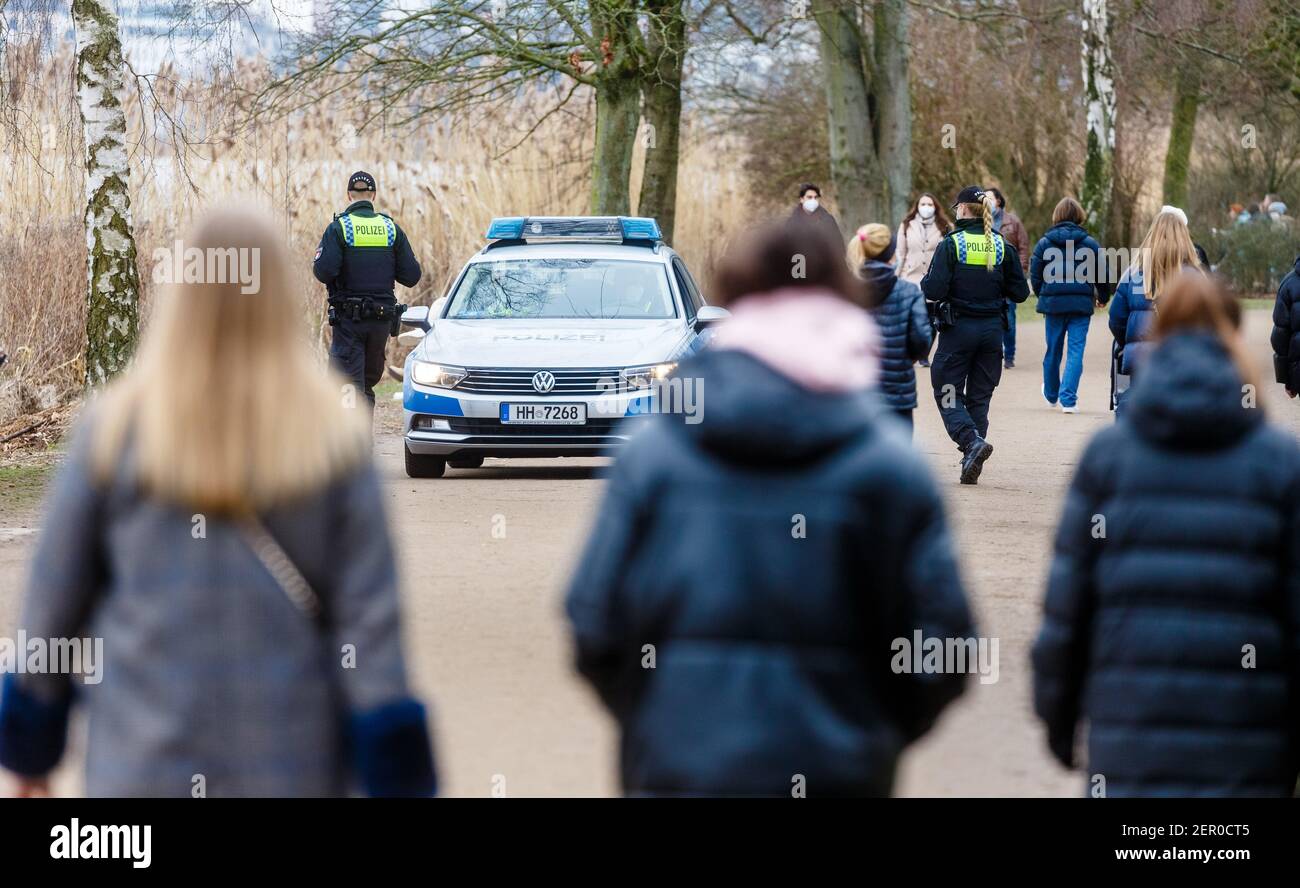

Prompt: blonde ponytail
[
  {"left": 979, "top": 192, "right": 997, "bottom": 270},
  {"left": 959, "top": 192, "right": 1000, "bottom": 270},
  {"left": 846, "top": 226, "right": 869, "bottom": 269}
]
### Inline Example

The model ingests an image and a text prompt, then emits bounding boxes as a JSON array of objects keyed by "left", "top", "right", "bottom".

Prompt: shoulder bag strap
[{"left": 238, "top": 517, "right": 323, "bottom": 623}]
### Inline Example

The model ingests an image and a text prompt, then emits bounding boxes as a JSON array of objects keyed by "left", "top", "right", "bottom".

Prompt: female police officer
[{"left": 921, "top": 186, "right": 1029, "bottom": 484}]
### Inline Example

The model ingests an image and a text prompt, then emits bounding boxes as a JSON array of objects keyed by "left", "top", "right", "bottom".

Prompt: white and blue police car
[{"left": 398, "top": 216, "right": 727, "bottom": 478}]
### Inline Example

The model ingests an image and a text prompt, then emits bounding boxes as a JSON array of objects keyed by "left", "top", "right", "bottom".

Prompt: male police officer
[
  {"left": 313, "top": 170, "right": 422, "bottom": 415},
  {"left": 922, "top": 186, "right": 1029, "bottom": 485}
]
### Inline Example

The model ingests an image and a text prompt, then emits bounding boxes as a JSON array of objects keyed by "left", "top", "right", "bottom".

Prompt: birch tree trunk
[
  {"left": 812, "top": 0, "right": 883, "bottom": 227},
  {"left": 873, "top": 0, "right": 913, "bottom": 225},
  {"left": 636, "top": 0, "right": 685, "bottom": 243},
  {"left": 1080, "top": 0, "right": 1116, "bottom": 238},
  {"left": 73, "top": 0, "right": 140, "bottom": 387}
]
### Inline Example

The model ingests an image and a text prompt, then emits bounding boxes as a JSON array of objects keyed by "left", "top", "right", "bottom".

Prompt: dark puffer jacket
[
  {"left": 1269, "top": 255, "right": 1300, "bottom": 391},
  {"left": 566, "top": 349, "right": 974, "bottom": 796},
  {"left": 1033, "top": 333, "right": 1300, "bottom": 797},
  {"left": 1030, "top": 221, "right": 1113, "bottom": 315},
  {"left": 861, "top": 260, "right": 932, "bottom": 410}
]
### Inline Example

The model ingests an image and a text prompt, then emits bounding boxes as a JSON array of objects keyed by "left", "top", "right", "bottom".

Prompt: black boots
[{"left": 960, "top": 438, "right": 994, "bottom": 485}]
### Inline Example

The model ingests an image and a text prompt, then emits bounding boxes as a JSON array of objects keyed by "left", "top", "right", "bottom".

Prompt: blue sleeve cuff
[
  {"left": 348, "top": 697, "right": 437, "bottom": 798},
  {"left": 0, "top": 672, "right": 72, "bottom": 777}
]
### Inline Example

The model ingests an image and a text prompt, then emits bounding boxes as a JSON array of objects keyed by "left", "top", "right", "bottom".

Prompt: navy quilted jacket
[
  {"left": 1269, "top": 256, "right": 1300, "bottom": 391},
  {"left": 566, "top": 349, "right": 973, "bottom": 796},
  {"left": 1032, "top": 333, "right": 1300, "bottom": 797},
  {"left": 1030, "top": 221, "right": 1112, "bottom": 315},
  {"left": 861, "top": 261, "right": 932, "bottom": 410}
]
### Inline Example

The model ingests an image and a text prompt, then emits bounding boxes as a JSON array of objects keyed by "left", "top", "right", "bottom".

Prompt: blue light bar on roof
[
  {"left": 486, "top": 217, "right": 526, "bottom": 239},
  {"left": 618, "top": 217, "right": 662, "bottom": 241},
  {"left": 484, "top": 216, "right": 663, "bottom": 243}
]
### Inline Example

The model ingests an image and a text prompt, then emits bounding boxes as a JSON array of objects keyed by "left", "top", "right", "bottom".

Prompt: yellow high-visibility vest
[
  {"left": 339, "top": 213, "right": 396, "bottom": 248},
  {"left": 954, "top": 230, "right": 1005, "bottom": 266}
]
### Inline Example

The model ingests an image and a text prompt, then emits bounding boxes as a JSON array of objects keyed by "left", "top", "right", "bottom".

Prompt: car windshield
[{"left": 447, "top": 258, "right": 676, "bottom": 320}]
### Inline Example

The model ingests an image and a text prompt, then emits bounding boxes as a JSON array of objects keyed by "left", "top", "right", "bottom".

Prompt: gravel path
[{"left": 2, "top": 310, "right": 1294, "bottom": 797}]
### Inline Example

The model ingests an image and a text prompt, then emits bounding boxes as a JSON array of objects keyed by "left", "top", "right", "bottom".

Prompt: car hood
[{"left": 415, "top": 318, "right": 691, "bottom": 368}]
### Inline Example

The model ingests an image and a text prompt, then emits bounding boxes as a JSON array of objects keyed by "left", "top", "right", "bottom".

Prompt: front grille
[
  {"left": 446, "top": 417, "right": 629, "bottom": 437},
  {"left": 456, "top": 367, "right": 625, "bottom": 396}
]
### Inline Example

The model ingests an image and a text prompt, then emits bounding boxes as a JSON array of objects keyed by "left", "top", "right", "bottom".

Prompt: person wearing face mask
[
  {"left": 897, "top": 194, "right": 953, "bottom": 368},
  {"left": 896, "top": 193, "right": 953, "bottom": 286},
  {"left": 790, "top": 183, "right": 844, "bottom": 247}
]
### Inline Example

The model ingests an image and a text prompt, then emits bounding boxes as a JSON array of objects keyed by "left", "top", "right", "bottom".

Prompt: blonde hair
[
  {"left": 846, "top": 223, "right": 892, "bottom": 267},
  {"left": 1132, "top": 209, "right": 1202, "bottom": 301},
  {"left": 959, "top": 192, "right": 999, "bottom": 270},
  {"left": 92, "top": 208, "right": 370, "bottom": 513}
]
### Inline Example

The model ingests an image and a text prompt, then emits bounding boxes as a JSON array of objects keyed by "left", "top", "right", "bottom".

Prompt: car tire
[
  {"left": 448, "top": 456, "right": 485, "bottom": 469},
  {"left": 404, "top": 446, "right": 446, "bottom": 479}
]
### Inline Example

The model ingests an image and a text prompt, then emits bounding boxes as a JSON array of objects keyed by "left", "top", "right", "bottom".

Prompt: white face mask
[
  {"left": 802, "top": 198, "right": 819, "bottom": 213},
  {"left": 918, "top": 204, "right": 935, "bottom": 220}
]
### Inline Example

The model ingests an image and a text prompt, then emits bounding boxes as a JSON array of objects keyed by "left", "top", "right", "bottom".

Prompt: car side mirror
[
  {"left": 694, "top": 305, "right": 730, "bottom": 331},
  {"left": 400, "top": 305, "right": 431, "bottom": 333}
]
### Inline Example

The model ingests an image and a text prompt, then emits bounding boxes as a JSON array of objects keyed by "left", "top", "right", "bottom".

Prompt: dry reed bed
[{"left": 0, "top": 56, "right": 754, "bottom": 435}]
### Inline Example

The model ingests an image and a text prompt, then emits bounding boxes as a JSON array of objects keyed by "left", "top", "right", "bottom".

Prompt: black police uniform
[
  {"left": 313, "top": 199, "right": 422, "bottom": 409},
  {"left": 921, "top": 217, "right": 1029, "bottom": 469}
]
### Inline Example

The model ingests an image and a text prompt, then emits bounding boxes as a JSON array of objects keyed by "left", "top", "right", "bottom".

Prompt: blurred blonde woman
[
  {"left": 0, "top": 209, "right": 436, "bottom": 797},
  {"left": 1108, "top": 206, "right": 1203, "bottom": 410},
  {"left": 920, "top": 186, "right": 1030, "bottom": 484}
]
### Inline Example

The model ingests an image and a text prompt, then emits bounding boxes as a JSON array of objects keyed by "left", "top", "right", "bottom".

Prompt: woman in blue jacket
[
  {"left": 1108, "top": 207, "right": 1202, "bottom": 411},
  {"left": 565, "top": 220, "right": 974, "bottom": 797},
  {"left": 848, "top": 223, "right": 932, "bottom": 436},
  {"left": 1034, "top": 271, "right": 1300, "bottom": 797},
  {"left": 1031, "top": 197, "right": 1112, "bottom": 413}
]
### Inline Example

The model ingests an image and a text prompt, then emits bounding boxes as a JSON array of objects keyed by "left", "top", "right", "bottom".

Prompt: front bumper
[{"left": 403, "top": 379, "right": 653, "bottom": 459}]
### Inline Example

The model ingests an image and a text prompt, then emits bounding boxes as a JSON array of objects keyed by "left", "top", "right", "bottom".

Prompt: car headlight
[
  {"left": 411, "top": 361, "right": 467, "bottom": 389},
  {"left": 620, "top": 362, "right": 677, "bottom": 390}
]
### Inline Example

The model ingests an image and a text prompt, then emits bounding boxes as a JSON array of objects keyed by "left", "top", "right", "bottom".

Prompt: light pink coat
[
  {"left": 711, "top": 288, "right": 880, "bottom": 393},
  {"left": 895, "top": 217, "right": 946, "bottom": 285}
]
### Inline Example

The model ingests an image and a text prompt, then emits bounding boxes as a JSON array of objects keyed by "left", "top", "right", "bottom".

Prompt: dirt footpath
[{"left": 1, "top": 311, "right": 1295, "bottom": 797}]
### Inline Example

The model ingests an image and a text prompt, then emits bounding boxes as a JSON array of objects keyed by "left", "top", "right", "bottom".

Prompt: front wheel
[{"left": 404, "top": 446, "right": 446, "bottom": 478}]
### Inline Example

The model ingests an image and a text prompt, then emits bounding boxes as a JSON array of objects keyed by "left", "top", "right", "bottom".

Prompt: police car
[{"left": 398, "top": 216, "right": 727, "bottom": 478}]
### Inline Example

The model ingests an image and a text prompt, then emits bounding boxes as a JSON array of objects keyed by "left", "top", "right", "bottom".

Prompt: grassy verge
[
  {"left": 374, "top": 380, "right": 403, "bottom": 402},
  {"left": 0, "top": 463, "right": 54, "bottom": 516},
  {"left": 1017, "top": 296, "right": 1276, "bottom": 324}
]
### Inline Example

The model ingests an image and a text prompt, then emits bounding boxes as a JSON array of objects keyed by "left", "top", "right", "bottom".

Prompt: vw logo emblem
[{"left": 531, "top": 371, "right": 556, "bottom": 393}]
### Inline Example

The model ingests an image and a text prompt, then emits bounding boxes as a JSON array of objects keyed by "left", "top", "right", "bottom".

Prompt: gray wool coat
[{"left": 12, "top": 419, "right": 418, "bottom": 797}]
